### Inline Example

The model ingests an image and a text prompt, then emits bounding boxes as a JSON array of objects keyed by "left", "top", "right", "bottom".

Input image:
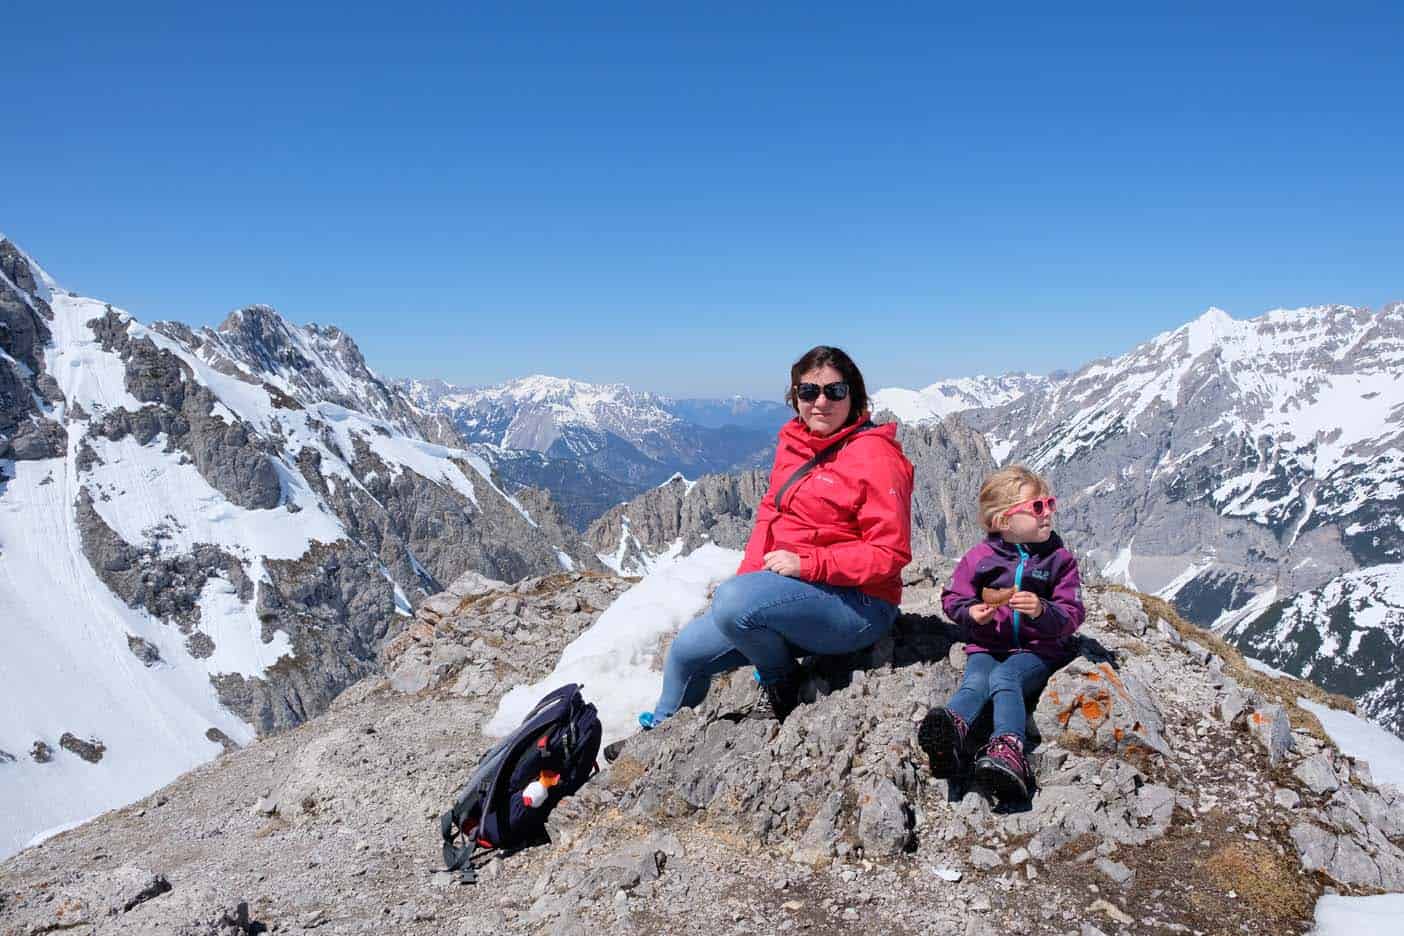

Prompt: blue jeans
[
  {"left": 652, "top": 572, "right": 898, "bottom": 720},
  {"left": 947, "top": 651, "right": 1051, "bottom": 744}
]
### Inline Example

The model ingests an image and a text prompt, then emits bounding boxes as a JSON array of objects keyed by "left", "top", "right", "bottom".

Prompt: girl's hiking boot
[
  {"left": 917, "top": 707, "right": 969, "bottom": 778},
  {"left": 749, "top": 671, "right": 802, "bottom": 723},
  {"left": 972, "top": 733, "right": 1035, "bottom": 802}
]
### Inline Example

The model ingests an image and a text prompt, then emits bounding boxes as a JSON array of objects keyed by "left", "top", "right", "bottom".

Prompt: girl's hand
[
  {"left": 763, "top": 550, "right": 803, "bottom": 577},
  {"left": 1009, "top": 591, "right": 1044, "bottom": 617},
  {"left": 969, "top": 602, "right": 995, "bottom": 624}
]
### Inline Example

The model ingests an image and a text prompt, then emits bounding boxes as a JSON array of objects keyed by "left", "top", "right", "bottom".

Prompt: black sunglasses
[{"left": 794, "top": 381, "right": 850, "bottom": 403}]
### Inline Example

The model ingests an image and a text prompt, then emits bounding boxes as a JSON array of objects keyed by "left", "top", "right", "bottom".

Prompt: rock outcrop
[{"left": 4, "top": 571, "right": 1397, "bottom": 935}]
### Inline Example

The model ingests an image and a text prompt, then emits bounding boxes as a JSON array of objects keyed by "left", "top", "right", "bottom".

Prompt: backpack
[{"left": 439, "top": 683, "right": 602, "bottom": 882}]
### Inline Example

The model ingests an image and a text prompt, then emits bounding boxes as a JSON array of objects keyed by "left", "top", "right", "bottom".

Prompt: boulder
[{"left": 1033, "top": 658, "right": 1169, "bottom": 759}]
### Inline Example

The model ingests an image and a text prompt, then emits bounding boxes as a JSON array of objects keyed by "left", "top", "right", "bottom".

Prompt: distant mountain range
[{"left": 398, "top": 376, "right": 786, "bottom": 518}]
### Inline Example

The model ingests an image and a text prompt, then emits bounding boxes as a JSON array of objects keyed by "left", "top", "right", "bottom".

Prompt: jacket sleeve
[
  {"left": 941, "top": 550, "right": 981, "bottom": 635},
  {"left": 796, "top": 448, "right": 912, "bottom": 588},
  {"left": 1030, "top": 551, "right": 1086, "bottom": 639},
  {"left": 737, "top": 460, "right": 783, "bottom": 575}
]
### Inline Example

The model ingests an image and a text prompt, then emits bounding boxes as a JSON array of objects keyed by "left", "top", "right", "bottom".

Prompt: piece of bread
[{"left": 981, "top": 586, "right": 1015, "bottom": 607}]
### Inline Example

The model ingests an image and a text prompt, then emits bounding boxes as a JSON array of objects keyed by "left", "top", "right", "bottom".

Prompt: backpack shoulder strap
[{"left": 771, "top": 420, "right": 875, "bottom": 512}]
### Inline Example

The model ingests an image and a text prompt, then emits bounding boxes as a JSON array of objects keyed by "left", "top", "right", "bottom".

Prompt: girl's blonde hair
[{"left": 978, "top": 465, "right": 1051, "bottom": 531}]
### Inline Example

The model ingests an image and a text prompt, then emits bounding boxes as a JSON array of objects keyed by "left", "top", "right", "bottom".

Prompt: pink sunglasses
[{"left": 1003, "top": 496, "right": 1057, "bottom": 519}]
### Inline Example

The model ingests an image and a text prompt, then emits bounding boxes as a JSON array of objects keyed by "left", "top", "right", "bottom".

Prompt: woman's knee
[{"left": 710, "top": 576, "right": 763, "bottom": 635}]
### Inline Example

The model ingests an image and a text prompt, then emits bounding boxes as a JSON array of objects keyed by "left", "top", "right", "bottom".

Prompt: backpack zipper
[{"left": 1012, "top": 544, "right": 1030, "bottom": 647}]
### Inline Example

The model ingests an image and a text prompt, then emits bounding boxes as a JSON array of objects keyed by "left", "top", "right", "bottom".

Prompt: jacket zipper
[{"left": 1012, "top": 545, "right": 1029, "bottom": 647}]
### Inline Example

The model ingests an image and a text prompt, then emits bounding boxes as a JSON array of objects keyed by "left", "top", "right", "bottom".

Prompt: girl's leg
[
  {"left": 652, "top": 607, "right": 748, "bottom": 720},
  {"left": 710, "top": 572, "right": 897, "bottom": 683},
  {"left": 987, "top": 653, "right": 1052, "bottom": 743},
  {"left": 946, "top": 651, "right": 997, "bottom": 725}
]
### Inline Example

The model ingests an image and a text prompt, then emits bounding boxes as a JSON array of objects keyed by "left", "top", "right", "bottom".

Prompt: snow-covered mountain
[
  {"left": 1224, "top": 564, "right": 1404, "bottom": 736},
  {"left": 960, "top": 303, "right": 1404, "bottom": 733},
  {"left": 872, "top": 374, "right": 1053, "bottom": 427},
  {"left": 400, "top": 375, "right": 777, "bottom": 497},
  {"left": 972, "top": 304, "right": 1404, "bottom": 608},
  {"left": 0, "top": 236, "right": 598, "bottom": 859}
]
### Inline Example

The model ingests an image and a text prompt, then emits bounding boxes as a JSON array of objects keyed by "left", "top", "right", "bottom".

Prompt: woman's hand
[
  {"left": 1009, "top": 591, "right": 1044, "bottom": 617},
  {"left": 969, "top": 602, "right": 995, "bottom": 624},
  {"left": 762, "top": 550, "right": 803, "bottom": 577}
]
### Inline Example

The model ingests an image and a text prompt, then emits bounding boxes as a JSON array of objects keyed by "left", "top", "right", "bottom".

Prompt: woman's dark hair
[{"left": 785, "top": 345, "right": 869, "bottom": 426}]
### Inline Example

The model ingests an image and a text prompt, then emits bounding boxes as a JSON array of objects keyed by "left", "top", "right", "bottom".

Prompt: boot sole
[
  {"left": 918, "top": 709, "right": 965, "bottom": 778},
  {"left": 972, "top": 759, "right": 1031, "bottom": 803}
]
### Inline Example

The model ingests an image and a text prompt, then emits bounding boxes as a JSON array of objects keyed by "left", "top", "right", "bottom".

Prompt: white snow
[
  {"left": 1312, "top": 892, "right": 1404, "bottom": 935},
  {"left": 487, "top": 545, "right": 742, "bottom": 746},
  {"left": 195, "top": 569, "right": 295, "bottom": 677},
  {"left": 82, "top": 433, "right": 344, "bottom": 560},
  {"left": 1211, "top": 586, "right": 1279, "bottom": 635},
  {"left": 1298, "top": 698, "right": 1404, "bottom": 790},
  {"left": 0, "top": 456, "right": 254, "bottom": 862},
  {"left": 1101, "top": 543, "right": 1137, "bottom": 589},
  {"left": 872, "top": 374, "right": 1046, "bottom": 424},
  {"left": 1244, "top": 656, "right": 1294, "bottom": 680}
]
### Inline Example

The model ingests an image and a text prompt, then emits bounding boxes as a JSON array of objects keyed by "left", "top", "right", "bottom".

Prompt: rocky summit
[{"left": 3, "top": 566, "right": 1399, "bottom": 935}]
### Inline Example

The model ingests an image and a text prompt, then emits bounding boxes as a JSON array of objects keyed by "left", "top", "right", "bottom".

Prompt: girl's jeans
[
  {"left": 653, "top": 571, "right": 898, "bottom": 720},
  {"left": 947, "top": 650, "right": 1051, "bottom": 744}
]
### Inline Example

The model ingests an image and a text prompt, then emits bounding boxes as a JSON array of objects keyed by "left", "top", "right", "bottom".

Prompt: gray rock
[
  {"left": 969, "top": 846, "right": 1002, "bottom": 870},
  {"left": 1093, "top": 858, "right": 1134, "bottom": 887},
  {"left": 1217, "top": 686, "right": 1249, "bottom": 725},
  {"left": 1294, "top": 753, "right": 1341, "bottom": 795},
  {"left": 1248, "top": 705, "right": 1293, "bottom": 765},
  {"left": 1274, "top": 787, "right": 1302, "bottom": 810}
]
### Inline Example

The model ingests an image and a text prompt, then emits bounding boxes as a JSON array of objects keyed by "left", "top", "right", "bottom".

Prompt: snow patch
[
  {"left": 487, "top": 545, "right": 742, "bottom": 746},
  {"left": 1298, "top": 698, "right": 1404, "bottom": 790},
  {"left": 1313, "top": 893, "right": 1404, "bottom": 936}
]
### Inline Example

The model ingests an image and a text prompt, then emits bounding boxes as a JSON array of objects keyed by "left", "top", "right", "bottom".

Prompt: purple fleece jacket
[{"left": 941, "top": 532, "right": 1086, "bottom": 664}]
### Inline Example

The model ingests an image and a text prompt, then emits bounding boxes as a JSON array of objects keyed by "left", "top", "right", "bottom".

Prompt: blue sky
[{"left": 4, "top": 2, "right": 1401, "bottom": 397}]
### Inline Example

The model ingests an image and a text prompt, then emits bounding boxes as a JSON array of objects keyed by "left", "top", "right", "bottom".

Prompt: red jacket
[{"left": 738, "top": 416, "right": 914, "bottom": 605}]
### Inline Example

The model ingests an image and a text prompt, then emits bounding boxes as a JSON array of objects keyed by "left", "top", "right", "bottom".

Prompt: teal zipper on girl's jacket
[{"left": 1012, "top": 544, "right": 1030, "bottom": 646}]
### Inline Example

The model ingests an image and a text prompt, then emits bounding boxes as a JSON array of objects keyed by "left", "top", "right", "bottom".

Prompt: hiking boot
[
  {"left": 749, "top": 671, "right": 802, "bottom": 723},
  {"left": 603, "top": 712, "right": 656, "bottom": 763},
  {"left": 917, "top": 707, "right": 969, "bottom": 778},
  {"left": 972, "top": 733, "right": 1035, "bottom": 803}
]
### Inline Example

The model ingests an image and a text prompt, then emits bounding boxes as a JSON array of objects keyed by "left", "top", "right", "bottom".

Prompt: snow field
[{"left": 0, "top": 457, "right": 255, "bottom": 862}]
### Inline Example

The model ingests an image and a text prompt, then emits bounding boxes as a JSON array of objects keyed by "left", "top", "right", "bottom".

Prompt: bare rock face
[
  {"left": 89, "top": 312, "right": 284, "bottom": 510},
  {"left": 0, "top": 240, "right": 65, "bottom": 463}
]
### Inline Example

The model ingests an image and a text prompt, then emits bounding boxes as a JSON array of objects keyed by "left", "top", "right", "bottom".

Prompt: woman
[{"left": 635, "top": 345, "right": 914, "bottom": 736}]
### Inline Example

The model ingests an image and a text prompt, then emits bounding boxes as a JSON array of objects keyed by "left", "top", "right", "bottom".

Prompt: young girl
[{"left": 919, "top": 466, "right": 1085, "bottom": 803}]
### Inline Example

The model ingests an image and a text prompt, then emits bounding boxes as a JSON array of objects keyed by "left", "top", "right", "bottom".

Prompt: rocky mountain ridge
[
  {"left": 2, "top": 564, "right": 1399, "bottom": 935},
  {"left": 0, "top": 236, "right": 599, "bottom": 860}
]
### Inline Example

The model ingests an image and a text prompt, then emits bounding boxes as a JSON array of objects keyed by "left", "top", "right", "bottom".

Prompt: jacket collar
[
  {"left": 984, "top": 530, "right": 1064, "bottom": 558},
  {"left": 780, "top": 411, "right": 883, "bottom": 455}
]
